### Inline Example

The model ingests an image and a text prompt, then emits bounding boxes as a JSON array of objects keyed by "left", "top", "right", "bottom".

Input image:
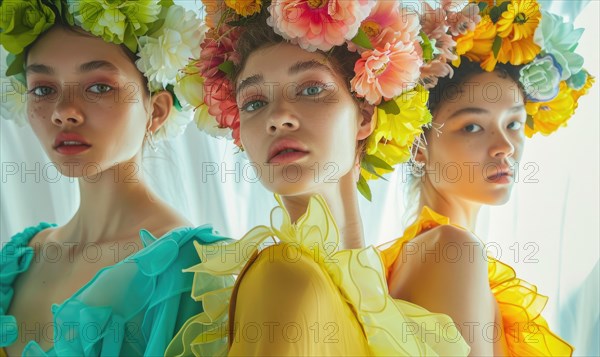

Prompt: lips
[
  {"left": 267, "top": 138, "right": 309, "bottom": 164},
  {"left": 54, "top": 132, "right": 91, "bottom": 155},
  {"left": 486, "top": 165, "right": 514, "bottom": 183}
]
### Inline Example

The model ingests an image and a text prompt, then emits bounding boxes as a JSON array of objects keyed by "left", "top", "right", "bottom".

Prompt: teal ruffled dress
[{"left": 0, "top": 223, "right": 234, "bottom": 356}]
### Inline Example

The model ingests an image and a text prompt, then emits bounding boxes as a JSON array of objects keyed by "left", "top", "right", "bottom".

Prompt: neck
[
  {"left": 418, "top": 179, "right": 480, "bottom": 231},
  {"left": 281, "top": 172, "right": 365, "bottom": 250},
  {"left": 62, "top": 158, "right": 163, "bottom": 244}
]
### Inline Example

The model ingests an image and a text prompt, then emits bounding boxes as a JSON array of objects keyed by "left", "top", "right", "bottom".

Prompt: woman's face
[
  {"left": 237, "top": 43, "right": 370, "bottom": 196},
  {"left": 421, "top": 71, "right": 526, "bottom": 205},
  {"left": 26, "top": 26, "right": 150, "bottom": 178}
]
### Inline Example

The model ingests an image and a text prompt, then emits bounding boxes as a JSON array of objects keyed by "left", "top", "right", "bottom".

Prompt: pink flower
[
  {"left": 267, "top": 0, "right": 376, "bottom": 52},
  {"left": 349, "top": 2, "right": 421, "bottom": 51},
  {"left": 197, "top": 25, "right": 241, "bottom": 80},
  {"left": 350, "top": 40, "right": 422, "bottom": 105},
  {"left": 420, "top": 1, "right": 447, "bottom": 35},
  {"left": 420, "top": 59, "right": 454, "bottom": 89},
  {"left": 428, "top": 25, "right": 458, "bottom": 61},
  {"left": 446, "top": 4, "right": 481, "bottom": 36},
  {"left": 204, "top": 77, "right": 240, "bottom": 142}
]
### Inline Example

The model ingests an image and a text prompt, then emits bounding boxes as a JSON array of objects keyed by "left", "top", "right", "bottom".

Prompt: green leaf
[
  {"left": 167, "top": 84, "right": 183, "bottom": 111},
  {"left": 218, "top": 60, "right": 235, "bottom": 75},
  {"left": 378, "top": 98, "right": 401, "bottom": 115},
  {"left": 357, "top": 175, "right": 372, "bottom": 201},
  {"left": 351, "top": 28, "right": 373, "bottom": 50},
  {"left": 492, "top": 35, "right": 502, "bottom": 58},
  {"left": 364, "top": 154, "right": 394, "bottom": 171},
  {"left": 477, "top": 2, "right": 488, "bottom": 12},
  {"left": 489, "top": 6, "right": 502, "bottom": 23},
  {"left": 360, "top": 161, "right": 388, "bottom": 181},
  {"left": 526, "top": 114, "right": 534, "bottom": 130},
  {"left": 419, "top": 31, "right": 434, "bottom": 61},
  {"left": 6, "top": 54, "right": 25, "bottom": 77}
]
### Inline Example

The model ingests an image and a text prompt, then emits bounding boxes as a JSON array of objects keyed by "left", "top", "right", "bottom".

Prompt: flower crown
[
  {"left": 420, "top": 0, "right": 594, "bottom": 138},
  {"left": 0, "top": 0, "right": 206, "bottom": 141},
  {"left": 184, "top": 0, "right": 442, "bottom": 200}
]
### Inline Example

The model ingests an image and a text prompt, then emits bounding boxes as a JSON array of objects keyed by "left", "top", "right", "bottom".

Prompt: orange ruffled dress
[
  {"left": 379, "top": 206, "right": 574, "bottom": 356},
  {"left": 166, "top": 196, "right": 471, "bottom": 356}
]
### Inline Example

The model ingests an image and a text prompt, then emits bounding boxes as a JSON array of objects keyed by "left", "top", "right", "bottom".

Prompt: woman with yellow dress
[
  {"left": 378, "top": 0, "right": 593, "bottom": 355},
  {"left": 167, "top": 0, "right": 471, "bottom": 356}
]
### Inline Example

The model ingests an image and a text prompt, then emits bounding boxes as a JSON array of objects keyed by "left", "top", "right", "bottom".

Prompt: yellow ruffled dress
[
  {"left": 379, "top": 206, "right": 574, "bottom": 357},
  {"left": 166, "top": 196, "right": 471, "bottom": 356}
]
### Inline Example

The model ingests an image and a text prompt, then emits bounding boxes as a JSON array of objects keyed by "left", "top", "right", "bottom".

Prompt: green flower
[
  {"left": 0, "top": 0, "right": 57, "bottom": 55},
  {"left": 68, "top": 0, "right": 162, "bottom": 53}
]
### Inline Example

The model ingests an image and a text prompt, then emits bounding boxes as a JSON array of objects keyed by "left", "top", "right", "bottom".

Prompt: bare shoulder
[
  {"left": 389, "top": 224, "right": 489, "bottom": 300},
  {"left": 27, "top": 226, "right": 58, "bottom": 250}
]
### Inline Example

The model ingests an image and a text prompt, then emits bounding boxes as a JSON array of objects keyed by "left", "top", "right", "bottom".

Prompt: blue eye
[
  {"left": 29, "top": 86, "right": 55, "bottom": 97},
  {"left": 301, "top": 85, "right": 324, "bottom": 96},
  {"left": 508, "top": 121, "right": 523, "bottom": 130},
  {"left": 241, "top": 100, "right": 266, "bottom": 112},
  {"left": 464, "top": 124, "right": 482, "bottom": 133},
  {"left": 88, "top": 84, "right": 113, "bottom": 94}
]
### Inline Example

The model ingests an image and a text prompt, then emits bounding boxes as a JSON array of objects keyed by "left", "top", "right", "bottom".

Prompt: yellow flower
[
  {"left": 363, "top": 86, "right": 432, "bottom": 180},
  {"left": 225, "top": 0, "right": 262, "bottom": 17},
  {"left": 572, "top": 73, "right": 595, "bottom": 105},
  {"left": 525, "top": 81, "right": 575, "bottom": 137},
  {"left": 497, "top": 0, "right": 541, "bottom": 41},
  {"left": 453, "top": 17, "right": 497, "bottom": 68}
]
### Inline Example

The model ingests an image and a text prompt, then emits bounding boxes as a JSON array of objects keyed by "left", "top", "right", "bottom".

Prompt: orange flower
[
  {"left": 453, "top": 16, "right": 497, "bottom": 68},
  {"left": 225, "top": 0, "right": 262, "bottom": 17}
]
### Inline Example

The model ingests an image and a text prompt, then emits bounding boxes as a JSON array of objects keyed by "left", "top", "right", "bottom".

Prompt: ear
[
  {"left": 147, "top": 90, "right": 173, "bottom": 133},
  {"left": 414, "top": 140, "right": 428, "bottom": 163},
  {"left": 356, "top": 102, "right": 376, "bottom": 141}
]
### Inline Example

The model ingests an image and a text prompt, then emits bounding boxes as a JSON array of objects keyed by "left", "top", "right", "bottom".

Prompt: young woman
[
  {"left": 167, "top": 1, "right": 470, "bottom": 356},
  {"left": 0, "top": 2, "right": 232, "bottom": 355},
  {"left": 380, "top": 1, "right": 592, "bottom": 355}
]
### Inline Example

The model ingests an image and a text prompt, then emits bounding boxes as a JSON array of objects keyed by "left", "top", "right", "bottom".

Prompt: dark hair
[{"left": 427, "top": 58, "right": 524, "bottom": 116}]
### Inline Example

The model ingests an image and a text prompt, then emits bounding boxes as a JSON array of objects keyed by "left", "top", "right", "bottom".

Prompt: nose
[
  {"left": 489, "top": 129, "right": 515, "bottom": 159},
  {"left": 266, "top": 100, "right": 299, "bottom": 134},
  {"left": 52, "top": 89, "right": 84, "bottom": 127}
]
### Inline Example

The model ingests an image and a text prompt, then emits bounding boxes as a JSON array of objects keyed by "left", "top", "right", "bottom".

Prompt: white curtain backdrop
[{"left": 1, "top": 1, "right": 597, "bottom": 355}]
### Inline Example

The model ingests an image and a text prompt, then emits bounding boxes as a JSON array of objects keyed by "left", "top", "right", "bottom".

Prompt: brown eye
[
  {"left": 464, "top": 124, "right": 482, "bottom": 133},
  {"left": 29, "top": 86, "right": 55, "bottom": 97},
  {"left": 88, "top": 84, "right": 113, "bottom": 94}
]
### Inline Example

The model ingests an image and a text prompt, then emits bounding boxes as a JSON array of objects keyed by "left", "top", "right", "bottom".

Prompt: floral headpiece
[
  {"left": 183, "top": 0, "right": 441, "bottom": 200},
  {"left": 420, "top": 0, "right": 594, "bottom": 138},
  {"left": 0, "top": 0, "right": 206, "bottom": 141}
]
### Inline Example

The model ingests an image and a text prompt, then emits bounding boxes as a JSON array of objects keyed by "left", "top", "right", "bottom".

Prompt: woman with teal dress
[{"left": 0, "top": 1, "right": 232, "bottom": 355}]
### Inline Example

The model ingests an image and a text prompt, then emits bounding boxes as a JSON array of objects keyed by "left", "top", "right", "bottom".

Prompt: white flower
[
  {"left": 534, "top": 10, "right": 584, "bottom": 81},
  {"left": 1, "top": 49, "right": 28, "bottom": 126},
  {"left": 136, "top": 5, "right": 206, "bottom": 90},
  {"left": 153, "top": 109, "right": 193, "bottom": 142},
  {"left": 194, "top": 105, "right": 230, "bottom": 138}
]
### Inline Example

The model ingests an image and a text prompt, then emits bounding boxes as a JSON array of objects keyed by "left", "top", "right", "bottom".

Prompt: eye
[
  {"left": 300, "top": 85, "right": 325, "bottom": 96},
  {"left": 507, "top": 121, "right": 523, "bottom": 130},
  {"left": 88, "top": 83, "right": 113, "bottom": 94},
  {"left": 28, "top": 86, "right": 55, "bottom": 97},
  {"left": 464, "top": 123, "right": 482, "bottom": 133},
  {"left": 241, "top": 100, "right": 267, "bottom": 113}
]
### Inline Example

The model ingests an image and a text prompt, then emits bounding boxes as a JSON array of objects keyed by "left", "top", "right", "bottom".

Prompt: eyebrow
[
  {"left": 26, "top": 60, "right": 120, "bottom": 75},
  {"left": 448, "top": 105, "right": 525, "bottom": 120},
  {"left": 236, "top": 60, "right": 335, "bottom": 95}
]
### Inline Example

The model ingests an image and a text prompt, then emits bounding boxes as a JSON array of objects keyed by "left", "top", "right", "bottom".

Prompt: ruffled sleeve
[
  {"left": 166, "top": 196, "right": 471, "bottom": 356},
  {"left": 379, "top": 206, "right": 574, "bottom": 357},
  {"left": 1, "top": 223, "right": 56, "bottom": 350},
  {"left": 8, "top": 225, "right": 232, "bottom": 356}
]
